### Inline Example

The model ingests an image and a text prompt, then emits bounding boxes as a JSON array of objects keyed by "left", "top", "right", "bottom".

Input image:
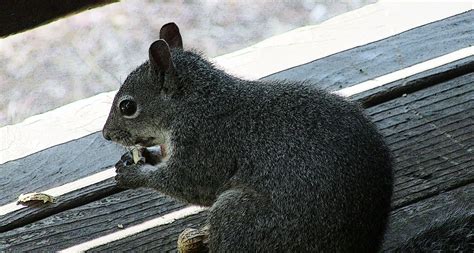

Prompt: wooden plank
[
  {"left": 0, "top": 133, "right": 124, "bottom": 206},
  {"left": 366, "top": 73, "right": 474, "bottom": 208},
  {"left": 0, "top": 189, "right": 186, "bottom": 251},
  {"left": 1, "top": 73, "right": 472, "bottom": 251},
  {"left": 0, "top": 133, "right": 125, "bottom": 232},
  {"left": 263, "top": 10, "right": 473, "bottom": 92},
  {"left": 0, "top": 179, "right": 120, "bottom": 233},
  {"left": 93, "top": 185, "right": 474, "bottom": 252},
  {"left": 0, "top": 0, "right": 118, "bottom": 38},
  {"left": 0, "top": 91, "right": 117, "bottom": 165},
  {"left": 355, "top": 56, "right": 474, "bottom": 108},
  {"left": 88, "top": 212, "right": 208, "bottom": 253},
  {"left": 218, "top": 3, "right": 473, "bottom": 80}
]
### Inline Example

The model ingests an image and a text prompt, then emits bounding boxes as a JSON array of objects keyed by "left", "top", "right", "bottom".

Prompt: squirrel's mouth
[
  {"left": 132, "top": 137, "right": 169, "bottom": 162},
  {"left": 134, "top": 137, "right": 156, "bottom": 147}
]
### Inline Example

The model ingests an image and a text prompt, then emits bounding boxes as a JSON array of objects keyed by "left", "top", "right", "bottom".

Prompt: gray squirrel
[{"left": 102, "top": 22, "right": 395, "bottom": 252}]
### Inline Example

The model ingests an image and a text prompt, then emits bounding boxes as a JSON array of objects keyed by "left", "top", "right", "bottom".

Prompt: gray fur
[
  {"left": 390, "top": 209, "right": 473, "bottom": 252},
  {"left": 103, "top": 23, "right": 394, "bottom": 252}
]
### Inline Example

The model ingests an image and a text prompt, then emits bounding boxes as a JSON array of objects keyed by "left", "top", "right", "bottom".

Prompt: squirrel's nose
[{"left": 103, "top": 129, "right": 111, "bottom": 141}]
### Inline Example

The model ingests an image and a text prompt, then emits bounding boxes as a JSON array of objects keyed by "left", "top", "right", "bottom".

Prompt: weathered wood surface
[
  {"left": 0, "top": 179, "right": 120, "bottom": 233},
  {"left": 355, "top": 56, "right": 474, "bottom": 108},
  {"left": 0, "top": 133, "right": 124, "bottom": 232},
  {"left": 90, "top": 212, "right": 208, "bottom": 252},
  {"left": 264, "top": 10, "right": 473, "bottom": 92},
  {"left": 367, "top": 73, "right": 474, "bottom": 208},
  {"left": 0, "top": 133, "right": 124, "bottom": 206},
  {"left": 0, "top": 188, "right": 186, "bottom": 251}
]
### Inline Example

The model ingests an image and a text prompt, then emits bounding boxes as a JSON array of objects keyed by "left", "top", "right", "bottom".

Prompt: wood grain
[
  {"left": 0, "top": 188, "right": 186, "bottom": 251},
  {"left": 366, "top": 73, "right": 474, "bottom": 208},
  {"left": 89, "top": 212, "right": 208, "bottom": 253},
  {"left": 0, "top": 179, "right": 120, "bottom": 232},
  {"left": 0, "top": 133, "right": 125, "bottom": 206},
  {"left": 263, "top": 11, "right": 473, "bottom": 92}
]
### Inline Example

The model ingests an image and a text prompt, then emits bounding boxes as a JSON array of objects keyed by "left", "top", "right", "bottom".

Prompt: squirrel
[{"left": 102, "top": 22, "right": 395, "bottom": 252}]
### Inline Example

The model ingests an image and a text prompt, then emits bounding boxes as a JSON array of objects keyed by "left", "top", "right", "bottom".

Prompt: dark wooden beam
[{"left": 0, "top": 0, "right": 118, "bottom": 38}]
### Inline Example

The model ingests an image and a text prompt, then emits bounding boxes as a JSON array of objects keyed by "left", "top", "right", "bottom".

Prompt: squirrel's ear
[
  {"left": 149, "top": 39, "right": 174, "bottom": 73},
  {"left": 159, "top": 22, "right": 183, "bottom": 49}
]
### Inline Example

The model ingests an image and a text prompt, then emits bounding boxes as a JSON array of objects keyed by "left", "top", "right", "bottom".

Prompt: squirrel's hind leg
[{"left": 207, "top": 189, "right": 284, "bottom": 252}]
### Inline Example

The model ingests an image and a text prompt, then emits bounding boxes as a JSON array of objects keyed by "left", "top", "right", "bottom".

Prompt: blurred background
[{"left": 0, "top": 0, "right": 375, "bottom": 127}]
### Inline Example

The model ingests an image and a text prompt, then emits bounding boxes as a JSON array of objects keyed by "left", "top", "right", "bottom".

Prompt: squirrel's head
[{"left": 102, "top": 23, "right": 183, "bottom": 147}]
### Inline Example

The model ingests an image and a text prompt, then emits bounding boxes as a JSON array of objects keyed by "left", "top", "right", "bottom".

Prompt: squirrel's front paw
[{"left": 114, "top": 158, "right": 149, "bottom": 189}]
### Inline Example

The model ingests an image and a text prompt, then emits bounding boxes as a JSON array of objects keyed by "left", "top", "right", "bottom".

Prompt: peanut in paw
[
  {"left": 131, "top": 147, "right": 141, "bottom": 164},
  {"left": 129, "top": 146, "right": 163, "bottom": 165}
]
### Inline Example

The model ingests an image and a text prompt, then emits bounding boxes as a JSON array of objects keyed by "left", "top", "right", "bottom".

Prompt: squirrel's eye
[{"left": 119, "top": 100, "right": 137, "bottom": 117}]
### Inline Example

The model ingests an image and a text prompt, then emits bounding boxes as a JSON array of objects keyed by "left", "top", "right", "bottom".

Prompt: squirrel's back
[{"left": 170, "top": 52, "right": 394, "bottom": 251}]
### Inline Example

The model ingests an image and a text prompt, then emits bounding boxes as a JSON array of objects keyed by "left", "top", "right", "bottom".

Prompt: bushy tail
[{"left": 391, "top": 210, "right": 473, "bottom": 252}]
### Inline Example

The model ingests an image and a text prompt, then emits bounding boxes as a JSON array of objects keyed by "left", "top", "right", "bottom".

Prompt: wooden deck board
[
  {"left": 0, "top": 133, "right": 124, "bottom": 206},
  {"left": 366, "top": 73, "right": 473, "bottom": 207},
  {"left": 0, "top": 133, "right": 125, "bottom": 233},
  {"left": 264, "top": 10, "right": 473, "bottom": 92},
  {"left": 89, "top": 212, "right": 208, "bottom": 253},
  {"left": 0, "top": 178, "right": 119, "bottom": 233},
  {"left": 0, "top": 189, "right": 185, "bottom": 251},
  {"left": 353, "top": 56, "right": 474, "bottom": 107}
]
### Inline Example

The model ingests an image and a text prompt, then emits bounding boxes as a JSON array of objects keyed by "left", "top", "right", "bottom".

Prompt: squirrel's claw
[{"left": 114, "top": 154, "right": 147, "bottom": 189}]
